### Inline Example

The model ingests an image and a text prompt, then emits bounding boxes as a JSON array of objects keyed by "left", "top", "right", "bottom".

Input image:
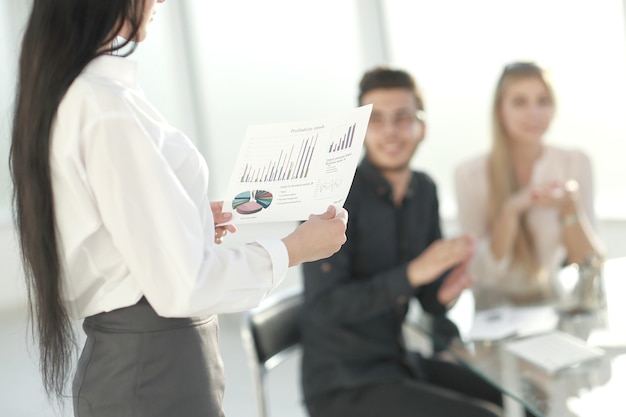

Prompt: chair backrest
[{"left": 241, "top": 284, "right": 304, "bottom": 417}]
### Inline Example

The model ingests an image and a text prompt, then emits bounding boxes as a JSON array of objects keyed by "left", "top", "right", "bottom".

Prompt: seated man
[{"left": 300, "top": 67, "right": 504, "bottom": 417}]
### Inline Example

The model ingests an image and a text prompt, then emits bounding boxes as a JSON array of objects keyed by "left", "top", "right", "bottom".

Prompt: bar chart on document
[
  {"left": 313, "top": 123, "right": 358, "bottom": 199},
  {"left": 222, "top": 104, "right": 372, "bottom": 224},
  {"left": 238, "top": 133, "right": 318, "bottom": 183}
]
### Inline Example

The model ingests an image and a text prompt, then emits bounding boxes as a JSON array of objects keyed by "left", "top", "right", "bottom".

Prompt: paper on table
[
  {"left": 467, "top": 305, "right": 559, "bottom": 341},
  {"left": 587, "top": 329, "right": 626, "bottom": 348},
  {"left": 219, "top": 105, "right": 372, "bottom": 225},
  {"left": 505, "top": 331, "right": 605, "bottom": 373}
]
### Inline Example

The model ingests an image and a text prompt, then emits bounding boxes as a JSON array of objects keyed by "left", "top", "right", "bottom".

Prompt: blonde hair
[{"left": 487, "top": 62, "right": 555, "bottom": 275}]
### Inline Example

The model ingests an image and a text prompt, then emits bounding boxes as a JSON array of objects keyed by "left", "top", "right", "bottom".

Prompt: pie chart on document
[{"left": 232, "top": 190, "right": 273, "bottom": 215}]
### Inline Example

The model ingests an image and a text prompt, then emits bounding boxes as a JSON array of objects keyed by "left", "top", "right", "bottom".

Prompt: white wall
[
  {"left": 0, "top": 3, "right": 22, "bottom": 212},
  {"left": 0, "top": 2, "right": 30, "bottom": 311},
  {"left": 0, "top": 219, "right": 24, "bottom": 311}
]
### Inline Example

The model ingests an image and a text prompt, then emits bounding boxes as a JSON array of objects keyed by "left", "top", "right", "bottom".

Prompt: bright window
[{"left": 383, "top": 0, "right": 626, "bottom": 220}]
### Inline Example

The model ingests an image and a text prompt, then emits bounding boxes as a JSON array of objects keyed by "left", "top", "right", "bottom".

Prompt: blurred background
[{"left": 1, "top": 1, "right": 625, "bottom": 416}]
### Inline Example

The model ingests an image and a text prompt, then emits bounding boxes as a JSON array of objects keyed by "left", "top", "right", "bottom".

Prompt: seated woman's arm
[{"left": 559, "top": 151, "right": 606, "bottom": 264}]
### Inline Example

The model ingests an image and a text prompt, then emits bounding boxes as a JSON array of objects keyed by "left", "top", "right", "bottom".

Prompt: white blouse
[
  {"left": 454, "top": 146, "right": 597, "bottom": 309},
  {"left": 50, "top": 55, "right": 288, "bottom": 319}
]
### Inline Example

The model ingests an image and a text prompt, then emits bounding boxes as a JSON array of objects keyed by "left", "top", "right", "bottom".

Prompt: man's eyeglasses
[{"left": 368, "top": 110, "right": 425, "bottom": 131}]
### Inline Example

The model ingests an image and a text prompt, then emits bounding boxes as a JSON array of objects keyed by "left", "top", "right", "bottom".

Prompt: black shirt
[{"left": 300, "top": 157, "right": 448, "bottom": 401}]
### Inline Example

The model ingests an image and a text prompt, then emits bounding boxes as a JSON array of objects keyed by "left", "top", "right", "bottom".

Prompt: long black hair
[{"left": 10, "top": 0, "right": 145, "bottom": 400}]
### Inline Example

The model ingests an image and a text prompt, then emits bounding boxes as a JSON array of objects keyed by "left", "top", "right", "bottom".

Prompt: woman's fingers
[{"left": 210, "top": 200, "right": 237, "bottom": 244}]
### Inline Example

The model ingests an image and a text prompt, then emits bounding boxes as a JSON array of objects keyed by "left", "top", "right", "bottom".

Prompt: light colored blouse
[
  {"left": 454, "top": 145, "right": 596, "bottom": 309},
  {"left": 50, "top": 55, "right": 288, "bottom": 319}
]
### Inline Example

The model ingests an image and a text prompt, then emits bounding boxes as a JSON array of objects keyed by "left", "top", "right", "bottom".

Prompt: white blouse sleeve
[
  {"left": 454, "top": 160, "right": 511, "bottom": 286},
  {"left": 83, "top": 113, "right": 288, "bottom": 317}
]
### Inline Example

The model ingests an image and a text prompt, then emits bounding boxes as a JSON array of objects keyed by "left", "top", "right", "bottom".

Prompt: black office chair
[{"left": 240, "top": 284, "right": 304, "bottom": 417}]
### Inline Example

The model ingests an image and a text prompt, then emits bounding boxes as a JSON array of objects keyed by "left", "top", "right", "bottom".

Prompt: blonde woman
[{"left": 454, "top": 62, "right": 605, "bottom": 310}]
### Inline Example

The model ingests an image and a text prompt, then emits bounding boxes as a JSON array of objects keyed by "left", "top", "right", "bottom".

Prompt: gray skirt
[{"left": 73, "top": 298, "right": 225, "bottom": 417}]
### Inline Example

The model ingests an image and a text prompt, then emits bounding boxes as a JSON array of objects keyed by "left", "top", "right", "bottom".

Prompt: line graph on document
[{"left": 313, "top": 177, "right": 344, "bottom": 199}]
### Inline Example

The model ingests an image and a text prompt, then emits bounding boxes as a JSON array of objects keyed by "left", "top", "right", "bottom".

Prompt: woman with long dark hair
[{"left": 10, "top": 1, "right": 348, "bottom": 415}]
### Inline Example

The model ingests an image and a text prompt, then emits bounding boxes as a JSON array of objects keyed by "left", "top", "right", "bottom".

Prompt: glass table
[{"left": 407, "top": 257, "right": 626, "bottom": 417}]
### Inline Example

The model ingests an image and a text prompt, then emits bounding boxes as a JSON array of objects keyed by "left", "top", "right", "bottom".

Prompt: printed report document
[{"left": 220, "top": 104, "right": 372, "bottom": 225}]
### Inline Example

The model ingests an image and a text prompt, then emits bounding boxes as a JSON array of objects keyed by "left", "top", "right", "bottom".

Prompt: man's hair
[{"left": 358, "top": 67, "right": 424, "bottom": 111}]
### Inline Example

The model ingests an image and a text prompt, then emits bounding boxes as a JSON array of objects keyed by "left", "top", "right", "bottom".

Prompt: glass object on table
[{"left": 555, "top": 255, "right": 606, "bottom": 316}]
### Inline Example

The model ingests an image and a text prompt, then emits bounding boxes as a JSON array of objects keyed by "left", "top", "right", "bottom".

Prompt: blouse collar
[{"left": 82, "top": 54, "right": 140, "bottom": 89}]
